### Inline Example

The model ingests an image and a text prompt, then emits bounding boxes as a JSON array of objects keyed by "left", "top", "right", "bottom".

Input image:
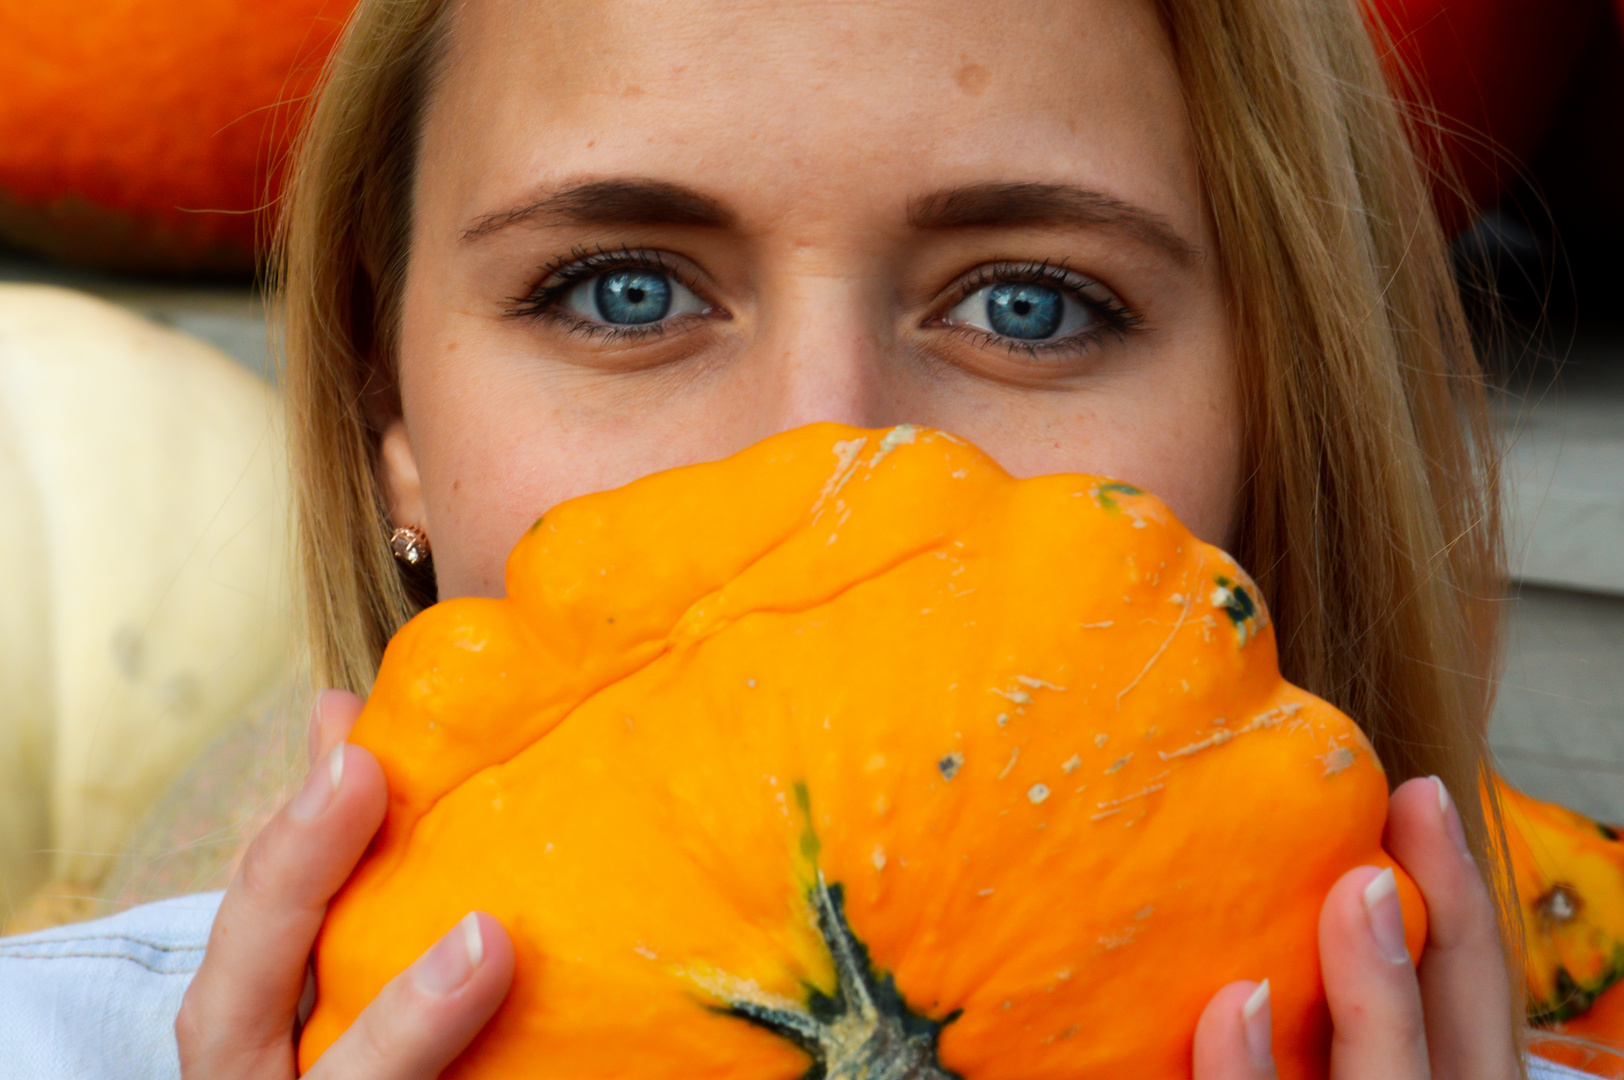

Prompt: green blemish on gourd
[
  {"left": 796, "top": 782, "right": 821, "bottom": 863},
  {"left": 1212, "top": 575, "right": 1258, "bottom": 627},
  {"left": 1093, "top": 481, "right": 1143, "bottom": 511}
]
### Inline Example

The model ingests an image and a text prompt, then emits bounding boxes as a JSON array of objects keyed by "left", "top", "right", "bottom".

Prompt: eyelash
[
  {"left": 506, "top": 248, "right": 1144, "bottom": 354},
  {"left": 504, "top": 245, "right": 710, "bottom": 343},
  {"left": 935, "top": 260, "right": 1144, "bottom": 358}
]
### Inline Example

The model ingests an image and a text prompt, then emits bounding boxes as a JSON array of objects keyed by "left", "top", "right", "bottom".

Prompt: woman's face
[{"left": 386, "top": 0, "right": 1239, "bottom": 599}]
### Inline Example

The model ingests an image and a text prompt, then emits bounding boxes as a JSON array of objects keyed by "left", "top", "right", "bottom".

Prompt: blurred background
[{"left": 0, "top": 0, "right": 1619, "bottom": 942}]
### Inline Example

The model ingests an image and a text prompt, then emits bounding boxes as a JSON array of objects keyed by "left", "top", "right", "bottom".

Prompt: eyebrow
[
  {"left": 908, "top": 182, "right": 1197, "bottom": 264},
  {"left": 463, "top": 177, "right": 1197, "bottom": 264},
  {"left": 462, "top": 179, "right": 734, "bottom": 240}
]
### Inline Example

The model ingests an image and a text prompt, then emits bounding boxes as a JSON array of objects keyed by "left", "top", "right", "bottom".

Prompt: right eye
[{"left": 558, "top": 268, "right": 708, "bottom": 326}]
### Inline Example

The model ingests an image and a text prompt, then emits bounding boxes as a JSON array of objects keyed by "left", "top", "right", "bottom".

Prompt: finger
[
  {"left": 1386, "top": 776, "right": 1518, "bottom": 1080},
  {"left": 308, "top": 688, "right": 366, "bottom": 765},
  {"left": 177, "top": 743, "right": 387, "bottom": 1075},
  {"left": 306, "top": 912, "right": 514, "bottom": 1080},
  {"left": 1193, "top": 979, "right": 1279, "bottom": 1080},
  {"left": 1320, "top": 865, "right": 1429, "bottom": 1079}
]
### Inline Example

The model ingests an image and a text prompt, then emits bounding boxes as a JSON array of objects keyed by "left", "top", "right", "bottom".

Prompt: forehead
[{"left": 421, "top": 0, "right": 1197, "bottom": 235}]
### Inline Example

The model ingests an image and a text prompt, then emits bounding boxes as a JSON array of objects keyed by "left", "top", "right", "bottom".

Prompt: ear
[{"left": 378, "top": 419, "right": 428, "bottom": 535}]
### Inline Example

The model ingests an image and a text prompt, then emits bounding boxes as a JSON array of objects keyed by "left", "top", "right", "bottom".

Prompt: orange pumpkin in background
[
  {"left": 1536, "top": 981, "right": 1624, "bottom": 1080},
  {"left": 1501, "top": 776, "right": 1624, "bottom": 1077},
  {"left": 301, "top": 424, "right": 1424, "bottom": 1079},
  {"left": 1504, "top": 781, "right": 1624, "bottom": 1025},
  {"left": 0, "top": 0, "right": 354, "bottom": 275},
  {"left": 0, "top": 0, "right": 1605, "bottom": 276}
]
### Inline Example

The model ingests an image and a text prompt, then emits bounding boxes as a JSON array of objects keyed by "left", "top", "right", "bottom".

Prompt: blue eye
[
  {"left": 945, "top": 277, "right": 1102, "bottom": 343},
  {"left": 985, "top": 283, "right": 1061, "bottom": 339},
  {"left": 596, "top": 270, "right": 670, "bottom": 323},
  {"left": 560, "top": 266, "right": 707, "bottom": 326}
]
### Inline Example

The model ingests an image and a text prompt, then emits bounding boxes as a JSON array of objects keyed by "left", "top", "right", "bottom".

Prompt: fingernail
[
  {"left": 1431, "top": 775, "right": 1473, "bottom": 859},
  {"left": 288, "top": 745, "right": 344, "bottom": 821},
  {"left": 1363, "top": 867, "right": 1411, "bottom": 964},
  {"left": 413, "top": 913, "right": 484, "bottom": 997},
  {"left": 1241, "top": 979, "right": 1274, "bottom": 1069}
]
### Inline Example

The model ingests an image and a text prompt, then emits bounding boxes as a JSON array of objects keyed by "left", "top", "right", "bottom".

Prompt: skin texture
[
  {"left": 175, "top": 1, "right": 1519, "bottom": 1077},
  {"left": 381, "top": 0, "right": 1238, "bottom": 599}
]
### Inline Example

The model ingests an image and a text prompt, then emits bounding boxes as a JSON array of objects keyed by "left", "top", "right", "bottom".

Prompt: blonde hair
[{"left": 277, "top": 0, "right": 1519, "bottom": 1037}]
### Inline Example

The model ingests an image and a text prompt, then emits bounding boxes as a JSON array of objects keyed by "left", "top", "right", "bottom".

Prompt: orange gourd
[
  {"left": 1498, "top": 774, "right": 1624, "bottom": 1077},
  {"left": 1501, "top": 779, "right": 1624, "bottom": 1023},
  {"left": 301, "top": 424, "right": 1424, "bottom": 1079},
  {"left": 1534, "top": 980, "right": 1624, "bottom": 1080},
  {"left": 0, "top": 0, "right": 353, "bottom": 274}
]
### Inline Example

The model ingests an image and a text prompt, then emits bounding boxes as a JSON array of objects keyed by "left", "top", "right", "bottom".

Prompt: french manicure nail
[
  {"left": 288, "top": 745, "right": 344, "bottom": 820},
  {"left": 1241, "top": 979, "right": 1274, "bottom": 1069},
  {"left": 1363, "top": 867, "right": 1411, "bottom": 964},
  {"left": 414, "top": 913, "right": 484, "bottom": 997},
  {"left": 1430, "top": 775, "right": 1473, "bottom": 859}
]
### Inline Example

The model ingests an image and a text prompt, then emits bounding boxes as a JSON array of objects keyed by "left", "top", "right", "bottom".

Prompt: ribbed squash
[
  {"left": 301, "top": 424, "right": 1424, "bottom": 1079},
  {"left": 1501, "top": 779, "right": 1624, "bottom": 1024},
  {"left": 0, "top": 285, "right": 290, "bottom": 929},
  {"left": 1506, "top": 774, "right": 1624, "bottom": 1077}
]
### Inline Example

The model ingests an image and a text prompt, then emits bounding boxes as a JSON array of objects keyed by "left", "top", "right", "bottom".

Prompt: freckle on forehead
[{"left": 955, "top": 60, "right": 990, "bottom": 96}]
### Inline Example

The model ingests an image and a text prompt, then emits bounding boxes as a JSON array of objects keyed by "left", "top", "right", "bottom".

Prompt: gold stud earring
[{"left": 390, "top": 524, "right": 431, "bottom": 566}]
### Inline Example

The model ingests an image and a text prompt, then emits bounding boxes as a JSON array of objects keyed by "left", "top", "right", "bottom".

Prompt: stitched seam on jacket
[
  {"left": 0, "top": 933, "right": 207, "bottom": 953},
  {"left": 0, "top": 950, "right": 203, "bottom": 974}
]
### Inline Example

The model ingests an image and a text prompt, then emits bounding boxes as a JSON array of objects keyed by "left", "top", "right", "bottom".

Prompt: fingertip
[
  {"left": 1241, "top": 979, "right": 1272, "bottom": 1069},
  {"left": 426, "top": 911, "right": 514, "bottom": 1018},
  {"left": 1320, "top": 865, "right": 1392, "bottom": 986},
  {"left": 309, "top": 688, "right": 366, "bottom": 765},
  {"left": 472, "top": 911, "right": 516, "bottom": 988},
  {"left": 1194, "top": 979, "right": 1276, "bottom": 1080},
  {"left": 412, "top": 913, "right": 486, "bottom": 997},
  {"left": 312, "top": 912, "right": 514, "bottom": 1079},
  {"left": 1387, "top": 776, "right": 1469, "bottom": 859},
  {"left": 1384, "top": 775, "right": 1494, "bottom": 955},
  {"left": 472, "top": 911, "right": 513, "bottom": 957},
  {"left": 1321, "top": 864, "right": 1398, "bottom": 960},
  {"left": 1360, "top": 867, "right": 1411, "bottom": 965},
  {"left": 1318, "top": 864, "right": 1428, "bottom": 1073}
]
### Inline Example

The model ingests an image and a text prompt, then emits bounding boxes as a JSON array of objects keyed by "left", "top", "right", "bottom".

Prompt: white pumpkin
[{"left": 0, "top": 284, "right": 292, "bottom": 916}]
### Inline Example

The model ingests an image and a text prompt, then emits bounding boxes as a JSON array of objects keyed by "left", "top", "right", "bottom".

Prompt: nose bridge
[{"left": 751, "top": 264, "right": 894, "bottom": 434}]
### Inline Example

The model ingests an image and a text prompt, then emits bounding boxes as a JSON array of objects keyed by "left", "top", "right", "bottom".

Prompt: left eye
[
  {"left": 944, "top": 281, "right": 1099, "bottom": 341},
  {"left": 560, "top": 268, "right": 708, "bottom": 326}
]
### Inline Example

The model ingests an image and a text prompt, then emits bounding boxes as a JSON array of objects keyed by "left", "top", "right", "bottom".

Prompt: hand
[
  {"left": 1193, "top": 776, "right": 1521, "bottom": 1080},
  {"left": 176, "top": 690, "right": 515, "bottom": 1079}
]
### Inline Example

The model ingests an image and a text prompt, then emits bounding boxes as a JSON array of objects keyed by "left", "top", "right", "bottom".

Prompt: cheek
[
  {"left": 396, "top": 292, "right": 563, "bottom": 599},
  {"left": 1108, "top": 357, "right": 1243, "bottom": 550},
  {"left": 419, "top": 440, "right": 560, "bottom": 600},
  {"left": 1111, "top": 316, "right": 1244, "bottom": 549},
  {"left": 1125, "top": 397, "right": 1243, "bottom": 550},
  {"left": 960, "top": 355, "right": 1243, "bottom": 550}
]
